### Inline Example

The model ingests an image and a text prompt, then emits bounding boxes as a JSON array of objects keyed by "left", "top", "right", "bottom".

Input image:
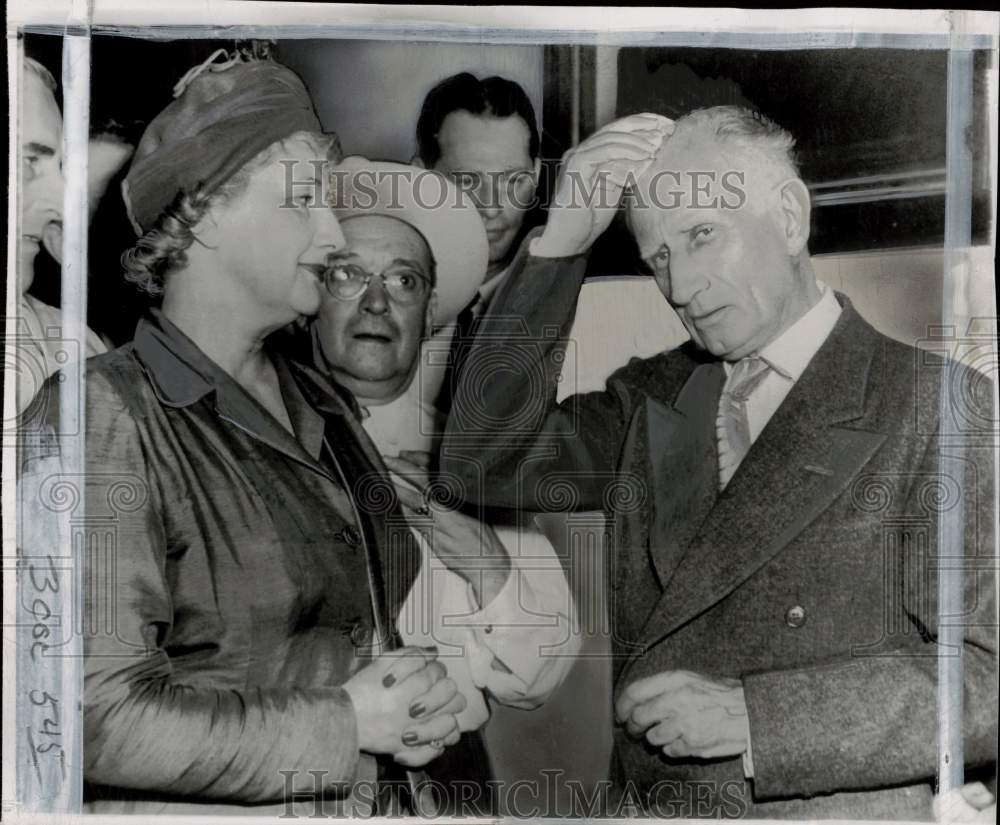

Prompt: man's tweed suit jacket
[{"left": 441, "top": 251, "right": 997, "bottom": 819}]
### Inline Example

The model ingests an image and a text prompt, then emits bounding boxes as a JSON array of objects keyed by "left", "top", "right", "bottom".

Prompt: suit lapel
[
  {"left": 638, "top": 306, "right": 888, "bottom": 650},
  {"left": 644, "top": 363, "right": 725, "bottom": 588}
]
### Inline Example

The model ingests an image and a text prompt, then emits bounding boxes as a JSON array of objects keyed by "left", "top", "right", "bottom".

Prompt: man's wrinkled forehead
[
  {"left": 437, "top": 110, "right": 533, "bottom": 171},
  {"left": 626, "top": 127, "right": 768, "bottom": 254},
  {"left": 627, "top": 134, "right": 721, "bottom": 244},
  {"left": 340, "top": 214, "right": 433, "bottom": 266}
]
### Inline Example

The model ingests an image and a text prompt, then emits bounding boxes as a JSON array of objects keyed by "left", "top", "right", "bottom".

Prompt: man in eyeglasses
[
  {"left": 295, "top": 158, "right": 579, "bottom": 813},
  {"left": 315, "top": 212, "right": 436, "bottom": 412},
  {"left": 313, "top": 157, "right": 486, "bottom": 444}
]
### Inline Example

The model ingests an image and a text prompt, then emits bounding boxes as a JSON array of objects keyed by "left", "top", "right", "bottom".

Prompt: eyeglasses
[{"left": 323, "top": 263, "right": 432, "bottom": 306}]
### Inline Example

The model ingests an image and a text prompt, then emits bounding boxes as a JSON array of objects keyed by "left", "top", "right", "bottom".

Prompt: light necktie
[{"left": 716, "top": 356, "right": 771, "bottom": 491}]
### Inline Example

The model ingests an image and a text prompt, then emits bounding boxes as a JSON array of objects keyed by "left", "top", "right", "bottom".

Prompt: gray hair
[
  {"left": 24, "top": 57, "right": 58, "bottom": 94},
  {"left": 675, "top": 105, "right": 800, "bottom": 195}
]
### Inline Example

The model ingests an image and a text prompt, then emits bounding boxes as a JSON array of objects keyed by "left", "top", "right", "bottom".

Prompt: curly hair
[{"left": 122, "top": 131, "right": 341, "bottom": 297}]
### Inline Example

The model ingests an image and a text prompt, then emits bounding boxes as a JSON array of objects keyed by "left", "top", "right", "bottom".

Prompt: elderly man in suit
[{"left": 440, "top": 106, "right": 997, "bottom": 818}]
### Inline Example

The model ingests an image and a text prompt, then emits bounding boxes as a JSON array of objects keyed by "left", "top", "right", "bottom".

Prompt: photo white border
[{"left": 4, "top": 4, "right": 998, "bottom": 823}]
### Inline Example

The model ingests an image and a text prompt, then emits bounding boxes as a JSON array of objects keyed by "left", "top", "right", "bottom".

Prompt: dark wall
[{"left": 25, "top": 34, "right": 238, "bottom": 345}]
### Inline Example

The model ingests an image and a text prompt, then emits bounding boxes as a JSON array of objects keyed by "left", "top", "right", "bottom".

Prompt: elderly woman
[{"left": 18, "top": 54, "right": 499, "bottom": 817}]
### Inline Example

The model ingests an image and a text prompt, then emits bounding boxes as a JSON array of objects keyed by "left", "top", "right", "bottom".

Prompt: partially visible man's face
[
  {"left": 315, "top": 215, "right": 434, "bottom": 404},
  {"left": 433, "top": 110, "right": 537, "bottom": 276},
  {"left": 20, "top": 68, "right": 64, "bottom": 294},
  {"left": 630, "top": 128, "right": 812, "bottom": 361}
]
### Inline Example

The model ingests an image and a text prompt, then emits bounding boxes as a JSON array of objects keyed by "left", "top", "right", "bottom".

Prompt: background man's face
[
  {"left": 316, "top": 215, "right": 434, "bottom": 402},
  {"left": 20, "top": 69, "right": 64, "bottom": 293},
  {"left": 631, "top": 131, "right": 809, "bottom": 361},
  {"left": 433, "top": 110, "right": 536, "bottom": 275}
]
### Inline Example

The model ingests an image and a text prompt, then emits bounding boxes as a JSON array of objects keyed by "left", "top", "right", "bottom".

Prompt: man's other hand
[
  {"left": 534, "top": 113, "right": 673, "bottom": 259},
  {"left": 385, "top": 454, "right": 512, "bottom": 608},
  {"left": 615, "top": 669, "right": 750, "bottom": 760}
]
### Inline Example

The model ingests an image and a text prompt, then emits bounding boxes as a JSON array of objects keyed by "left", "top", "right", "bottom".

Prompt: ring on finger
[{"left": 413, "top": 491, "right": 435, "bottom": 518}]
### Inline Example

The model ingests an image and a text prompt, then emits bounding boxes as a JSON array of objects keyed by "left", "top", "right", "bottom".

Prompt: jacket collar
[
  {"left": 633, "top": 294, "right": 888, "bottom": 652},
  {"left": 133, "top": 309, "right": 220, "bottom": 408},
  {"left": 133, "top": 310, "right": 358, "bottom": 465}
]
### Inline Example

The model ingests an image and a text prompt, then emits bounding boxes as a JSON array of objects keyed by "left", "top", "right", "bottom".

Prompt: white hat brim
[{"left": 330, "top": 156, "right": 487, "bottom": 326}]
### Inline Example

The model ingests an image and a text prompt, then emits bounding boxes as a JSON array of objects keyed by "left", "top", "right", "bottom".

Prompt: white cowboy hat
[{"left": 329, "top": 156, "right": 487, "bottom": 326}]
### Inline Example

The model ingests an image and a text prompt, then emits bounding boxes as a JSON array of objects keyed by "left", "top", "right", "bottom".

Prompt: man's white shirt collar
[
  {"left": 724, "top": 282, "right": 842, "bottom": 381},
  {"left": 717, "top": 281, "right": 844, "bottom": 459},
  {"left": 758, "top": 282, "right": 842, "bottom": 380}
]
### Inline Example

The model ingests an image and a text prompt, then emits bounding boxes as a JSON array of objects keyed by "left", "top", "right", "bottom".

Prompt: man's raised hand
[{"left": 534, "top": 113, "right": 673, "bottom": 259}]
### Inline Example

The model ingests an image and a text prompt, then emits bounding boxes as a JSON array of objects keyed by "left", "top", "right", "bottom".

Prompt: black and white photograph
[{"left": 3, "top": 4, "right": 998, "bottom": 821}]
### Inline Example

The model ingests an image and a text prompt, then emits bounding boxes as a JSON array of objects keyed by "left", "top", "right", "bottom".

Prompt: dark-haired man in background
[{"left": 416, "top": 72, "right": 540, "bottom": 290}]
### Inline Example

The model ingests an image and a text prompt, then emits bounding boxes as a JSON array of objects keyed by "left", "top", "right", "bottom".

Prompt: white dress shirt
[{"left": 721, "top": 283, "right": 843, "bottom": 448}]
